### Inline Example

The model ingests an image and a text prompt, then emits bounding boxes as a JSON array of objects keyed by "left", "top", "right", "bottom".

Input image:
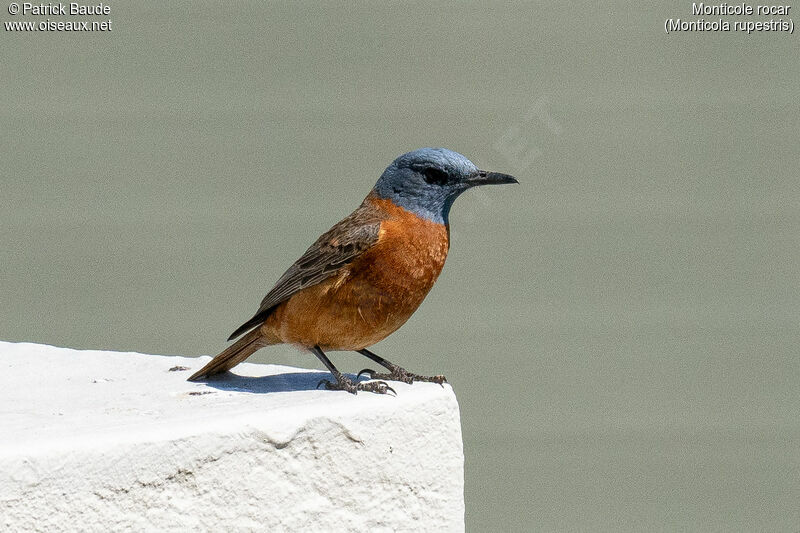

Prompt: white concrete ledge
[{"left": 0, "top": 341, "right": 464, "bottom": 532}]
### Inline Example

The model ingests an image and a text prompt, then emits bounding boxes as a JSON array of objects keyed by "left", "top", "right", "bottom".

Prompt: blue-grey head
[{"left": 372, "top": 148, "right": 518, "bottom": 225}]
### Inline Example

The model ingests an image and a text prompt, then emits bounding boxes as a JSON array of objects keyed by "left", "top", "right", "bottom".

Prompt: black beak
[{"left": 466, "top": 170, "right": 519, "bottom": 187}]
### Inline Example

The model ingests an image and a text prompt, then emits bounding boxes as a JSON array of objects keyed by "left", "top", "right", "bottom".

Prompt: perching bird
[{"left": 188, "top": 148, "right": 517, "bottom": 393}]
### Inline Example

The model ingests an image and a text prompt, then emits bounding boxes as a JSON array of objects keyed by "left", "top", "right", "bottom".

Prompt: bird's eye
[{"left": 422, "top": 167, "right": 449, "bottom": 185}]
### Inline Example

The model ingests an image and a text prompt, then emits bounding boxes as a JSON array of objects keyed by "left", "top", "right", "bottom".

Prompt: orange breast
[{"left": 264, "top": 197, "right": 449, "bottom": 350}]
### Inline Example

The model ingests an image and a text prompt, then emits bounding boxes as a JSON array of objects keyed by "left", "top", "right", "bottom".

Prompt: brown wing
[{"left": 227, "top": 201, "right": 385, "bottom": 340}]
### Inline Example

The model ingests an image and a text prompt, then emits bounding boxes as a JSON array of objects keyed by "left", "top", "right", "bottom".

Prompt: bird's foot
[
  {"left": 317, "top": 372, "right": 395, "bottom": 395},
  {"left": 357, "top": 365, "right": 446, "bottom": 386}
]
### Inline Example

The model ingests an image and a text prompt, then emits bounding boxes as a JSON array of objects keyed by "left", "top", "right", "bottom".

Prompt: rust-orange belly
[{"left": 261, "top": 198, "right": 449, "bottom": 350}]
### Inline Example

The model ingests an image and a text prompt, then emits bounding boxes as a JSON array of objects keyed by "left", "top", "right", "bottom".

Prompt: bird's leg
[
  {"left": 356, "top": 348, "right": 446, "bottom": 385},
  {"left": 310, "top": 346, "right": 394, "bottom": 395}
]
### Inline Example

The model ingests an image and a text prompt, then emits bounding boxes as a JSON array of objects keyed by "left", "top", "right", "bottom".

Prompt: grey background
[{"left": 2, "top": 2, "right": 798, "bottom": 531}]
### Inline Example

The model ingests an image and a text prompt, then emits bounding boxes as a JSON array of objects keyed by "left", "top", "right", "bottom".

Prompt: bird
[{"left": 188, "top": 147, "right": 517, "bottom": 393}]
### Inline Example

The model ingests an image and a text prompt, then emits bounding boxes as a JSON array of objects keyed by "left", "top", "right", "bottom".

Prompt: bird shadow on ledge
[{"left": 194, "top": 371, "right": 369, "bottom": 395}]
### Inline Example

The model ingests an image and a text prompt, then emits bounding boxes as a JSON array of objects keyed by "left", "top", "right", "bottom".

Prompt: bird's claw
[
  {"left": 428, "top": 374, "right": 448, "bottom": 387},
  {"left": 319, "top": 375, "right": 395, "bottom": 395},
  {"left": 358, "top": 365, "right": 447, "bottom": 386},
  {"left": 357, "top": 368, "right": 376, "bottom": 380},
  {"left": 358, "top": 380, "right": 396, "bottom": 396}
]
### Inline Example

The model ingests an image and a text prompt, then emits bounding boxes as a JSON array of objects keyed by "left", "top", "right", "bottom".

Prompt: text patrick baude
[{"left": 20, "top": 2, "right": 110, "bottom": 16}]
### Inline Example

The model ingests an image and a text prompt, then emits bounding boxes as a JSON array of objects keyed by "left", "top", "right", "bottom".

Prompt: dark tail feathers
[{"left": 187, "top": 329, "right": 266, "bottom": 382}]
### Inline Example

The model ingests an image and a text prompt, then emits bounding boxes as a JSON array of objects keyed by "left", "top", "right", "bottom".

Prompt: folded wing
[{"left": 227, "top": 202, "right": 385, "bottom": 341}]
